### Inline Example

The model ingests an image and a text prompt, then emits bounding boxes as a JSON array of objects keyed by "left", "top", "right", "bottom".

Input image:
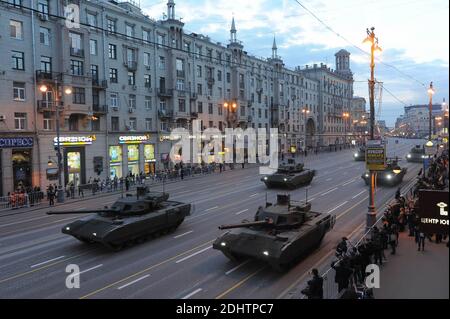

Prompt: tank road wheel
[{"left": 108, "top": 242, "right": 125, "bottom": 252}]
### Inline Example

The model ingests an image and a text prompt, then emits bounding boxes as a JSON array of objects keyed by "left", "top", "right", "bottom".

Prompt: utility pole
[
  {"left": 363, "top": 27, "right": 382, "bottom": 229},
  {"left": 428, "top": 82, "right": 435, "bottom": 140}
]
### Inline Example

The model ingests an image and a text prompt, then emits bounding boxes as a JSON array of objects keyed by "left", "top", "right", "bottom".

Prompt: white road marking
[
  {"left": 117, "top": 275, "right": 150, "bottom": 290},
  {"left": 175, "top": 190, "right": 191, "bottom": 195},
  {"left": 30, "top": 255, "right": 65, "bottom": 268},
  {"left": 249, "top": 193, "right": 258, "bottom": 197},
  {"left": 309, "top": 197, "right": 316, "bottom": 202},
  {"left": 326, "top": 178, "right": 332, "bottom": 182},
  {"left": 175, "top": 247, "right": 212, "bottom": 264},
  {"left": 327, "top": 201, "right": 348, "bottom": 214},
  {"left": 77, "top": 264, "right": 103, "bottom": 275},
  {"left": 225, "top": 260, "right": 251, "bottom": 275},
  {"left": 182, "top": 288, "right": 202, "bottom": 299},
  {"left": 352, "top": 190, "right": 367, "bottom": 199},
  {"left": 321, "top": 187, "right": 338, "bottom": 196},
  {"left": 235, "top": 209, "right": 249, "bottom": 215},
  {"left": 174, "top": 230, "right": 194, "bottom": 239},
  {"left": 204, "top": 206, "right": 219, "bottom": 212},
  {"left": 342, "top": 179, "right": 356, "bottom": 186}
]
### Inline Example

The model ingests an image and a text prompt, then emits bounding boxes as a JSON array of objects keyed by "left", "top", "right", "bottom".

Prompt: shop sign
[
  {"left": 119, "top": 135, "right": 150, "bottom": 144},
  {"left": 144, "top": 144, "right": 156, "bottom": 162},
  {"left": 0, "top": 137, "right": 34, "bottom": 148},
  {"left": 54, "top": 136, "right": 96, "bottom": 146},
  {"left": 289, "top": 145, "right": 297, "bottom": 154},
  {"left": 418, "top": 190, "right": 449, "bottom": 235}
]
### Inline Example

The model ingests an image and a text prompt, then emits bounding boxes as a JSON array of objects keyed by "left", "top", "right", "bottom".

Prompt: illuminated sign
[
  {"left": 119, "top": 135, "right": 150, "bottom": 144},
  {"left": 366, "top": 142, "right": 386, "bottom": 171},
  {"left": 54, "top": 136, "right": 96, "bottom": 146},
  {"left": 127, "top": 145, "right": 139, "bottom": 162},
  {"left": 290, "top": 145, "right": 297, "bottom": 154},
  {"left": 144, "top": 144, "right": 156, "bottom": 162},
  {"left": 0, "top": 137, "right": 33, "bottom": 148},
  {"left": 418, "top": 190, "right": 449, "bottom": 235},
  {"left": 109, "top": 146, "right": 122, "bottom": 163}
]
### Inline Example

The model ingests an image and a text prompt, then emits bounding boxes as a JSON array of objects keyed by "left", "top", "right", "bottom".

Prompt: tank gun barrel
[
  {"left": 218, "top": 219, "right": 273, "bottom": 230},
  {"left": 46, "top": 209, "right": 116, "bottom": 215}
]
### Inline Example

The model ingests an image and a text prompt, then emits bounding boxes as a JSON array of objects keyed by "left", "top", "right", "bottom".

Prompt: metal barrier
[{"left": 0, "top": 192, "right": 44, "bottom": 211}]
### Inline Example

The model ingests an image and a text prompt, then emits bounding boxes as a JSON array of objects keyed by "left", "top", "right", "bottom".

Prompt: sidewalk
[{"left": 374, "top": 232, "right": 449, "bottom": 299}]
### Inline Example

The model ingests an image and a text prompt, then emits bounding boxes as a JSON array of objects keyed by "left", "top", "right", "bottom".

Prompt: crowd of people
[{"left": 302, "top": 148, "right": 448, "bottom": 299}]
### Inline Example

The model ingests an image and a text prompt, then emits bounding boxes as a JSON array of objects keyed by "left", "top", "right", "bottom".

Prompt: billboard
[
  {"left": 418, "top": 190, "right": 449, "bottom": 235},
  {"left": 366, "top": 143, "right": 386, "bottom": 171}
]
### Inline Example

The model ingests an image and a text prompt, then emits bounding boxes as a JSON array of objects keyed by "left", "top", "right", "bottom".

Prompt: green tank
[
  {"left": 406, "top": 145, "right": 426, "bottom": 163},
  {"left": 212, "top": 194, "right": 335, "bottom": 272},
  {"left": 353, "top": 146, "right": 366, "bottom": 161},
  {"left": 361, "top": 158, "right": 408, "bottom": 186},
  {"left": 261, "top": 159, "right": 316, "bottom": 189},
  {"left": 47, "top": 187, "right": 191, "bottom": 250}
]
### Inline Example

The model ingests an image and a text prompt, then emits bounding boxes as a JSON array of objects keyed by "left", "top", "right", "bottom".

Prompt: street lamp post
[
  {"left": 363, "top": 27, "right": 382, "bottom": 229},
  {"left": 40, "top": 78, "right": 71, "bottom": 203},
  {"left": 302, "top": 107, "right": 310, "bottom": 151},
  {"left": 427, "top": 82, "right": 435, "bottom": 139},
  {"left": 343, "top": 112, "right": 350, "bottom": 148}
]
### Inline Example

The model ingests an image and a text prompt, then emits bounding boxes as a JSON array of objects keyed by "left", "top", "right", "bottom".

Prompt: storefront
[
  {"left": 127, "top": 144, "right": 140, "bottom": 175},
  {"left": 109, "top": 145, "right": 123, "bottom": 179},
  {"left": 0, "top": 137, "right": 34, "bottom": 194},
  {"left": 54, "top": 135, "right": 96, "bottom": 187},
  {"left": 144, "top": 144, "right": 156, "bottom": 175}
]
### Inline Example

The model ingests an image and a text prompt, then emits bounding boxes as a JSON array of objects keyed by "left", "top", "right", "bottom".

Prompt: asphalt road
[{"left": 0, "top": 138, "right": 424, "bottom": 299}]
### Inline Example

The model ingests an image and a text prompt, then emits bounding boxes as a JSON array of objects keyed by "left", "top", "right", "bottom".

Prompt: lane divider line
[
  {"left": 117, "top": 275, "right": 150, "bottom": 290},
  {"left": 77, "top": 264, "right": 103, "bottom": 275},
  {"left": 204, "top": 206, "right": 219, "bottom": 212},
  {"left": 174, "top": 231, "right": 194, "bottom": 239},
  {"left": 225, "top": 260, "right": 251, "bottom": 276},
  {"left": 182, "top": 288, "right": 202, "bottom": 299},
  {"left": 235, "top": 209, "right": 249, "bottom": 215},
  {"left": 30, "top": 255, "right": 65, "bottom": 268},
  {"left": 327, "top": 201, "right": 348, "bottom": 214},
  {"left": 321, "top": 188, "right": 338, "bottom": 196},
  {"left": 175, "top": 247, "right": 212, "bottom": 264},
  {"left": 352, "top": 190, "right": 366, "bottom": 199},
  {"left": 215, "top": 267, "right": 265, "bottom": 299}
]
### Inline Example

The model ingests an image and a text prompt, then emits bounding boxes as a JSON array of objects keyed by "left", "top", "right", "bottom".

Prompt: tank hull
[
  {"left": 353, "top": 151, "right": 365, "bottom": 161},
  {"left": 406, "top": 153, "right": 425, "bottom": 163},
  {"left": 361, "top": 168, "right": 407, "bottom": 186},
  {"left": 262, "top": 170, "right": 315, "bottom": 189},
  {"left": 61, "top": 202, "right": 191, "bottom": 250},
  {"left": 213, "top": 213, "right": 334, "bottom": 271}
]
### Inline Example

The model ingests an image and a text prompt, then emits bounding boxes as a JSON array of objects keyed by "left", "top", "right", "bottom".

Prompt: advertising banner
[
  {"left": 366, "top": 143, "right": 386, "bottom": 171},
  {"left": 418, "top": 190, "right": 449, "bottom": 235}
]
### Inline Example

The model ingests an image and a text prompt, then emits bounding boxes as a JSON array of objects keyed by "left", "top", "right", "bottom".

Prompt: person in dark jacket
[
  {"left": 332, "top": 258, "right": 353, "bottom": 293},
  {"left": 302, "top": 268, "right": 323, "bottom": 299}
]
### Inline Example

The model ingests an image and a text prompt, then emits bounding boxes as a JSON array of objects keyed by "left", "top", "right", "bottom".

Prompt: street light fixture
[
  {"left": 302, "top": 108, "right": 310, "bottom": 150},
  {"left": 39, "top": 79, "right": 72, "bottom": 203},
  {"left": 428, "top": 82, "right": 435, "bottom": 139},
  {"left": 343, "top": 112, "right": 350, "bottom": 147},
  {"left": 363, "top": 27, "right": 382, "bottom": 230}
]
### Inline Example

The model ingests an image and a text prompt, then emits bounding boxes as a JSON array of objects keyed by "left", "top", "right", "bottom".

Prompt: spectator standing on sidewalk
[
  {"left": 331, "top": 258, "right": 353, "bottom": 293},
  {"left": 302, "top": 269, "right": 323, "bottom": 299},
  {"left": 417, "top": 227, "right": 426, "bottom": 251}
]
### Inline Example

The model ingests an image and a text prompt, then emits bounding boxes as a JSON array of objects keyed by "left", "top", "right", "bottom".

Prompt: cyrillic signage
[
  {"left": 366, "top": 142, "right": 386, "bottom": 171},
  {"left": 54, "top": 136, "right": 96, "bottom": 146},
  {"left": 418, "top": 190, "right": 449, "bottom": 235},
  {"left": 0, "top": 137, "right": 34, "bottom": 148},
  {"left": 119, "top": 135, "right": 150, "bottom": 144}
]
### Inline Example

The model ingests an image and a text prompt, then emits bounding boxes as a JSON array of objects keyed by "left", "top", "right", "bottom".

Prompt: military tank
[
  {"left": 212, "top": 194, "right": 335, "bottom": 272},
  {"left": 47, "top": 186, "right": 191, "bottom": 250},
  {"left": 353, "top": 146, "right": 366, "bottom": 161},
  {"left": 261, "top": 158, "right": 315, "bottom": 189},
  {"left": 361, "top": 158, "right": 408, "bottom": 186},
  {"left": 406, "top": 145, "right": 426, "bottom": 163}
]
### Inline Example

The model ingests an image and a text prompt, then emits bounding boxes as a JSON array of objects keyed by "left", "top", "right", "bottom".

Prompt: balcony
[
  {"left": 158, "top": 109, "right": 173, "bottom": 119},
  {"left": 157, "top": 88, "right": 173, "bottom": 98},
  {"left": 176, "top": 70, "right": 185, "bottom": 78},
  {"left": 37, "top": 100, "right": 55, "bottom": 112},
  {"left": 91, "top": 79, "right": 108, "bottom": 89},
  {"left": 36, "top": 70, "right": 53, "bottom": 81},
  {"left": 93, "top": 104, "right": 108, "bottom": 114},
  {"left": 124, "top": 61, "right": 137, "bottom": 71},
  {"left": 70, "top": 47, "right": 84, "bottom": 58}
]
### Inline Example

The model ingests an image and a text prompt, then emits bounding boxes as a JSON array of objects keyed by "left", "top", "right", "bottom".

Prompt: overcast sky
[{"left": 141, "top": 0, "right": 449, "bottom": 127}]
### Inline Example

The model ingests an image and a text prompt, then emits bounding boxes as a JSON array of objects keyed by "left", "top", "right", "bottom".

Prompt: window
[
  {"left": 144, "top": 74, "right": 151, "bottom": 88},
  {"left": 111, "top": 117, "right": 119, "bottom": 131},
  {"left": 159, "top": 100, "right": 166, "bottom": 111},
  {"left": 206, "top": 48, "right": 212, "bottom": 61},
  {"left": 43, "top": 112, "right": 52, "bottom": 130},
  {"left": 142, "top": 29, "right": 150, "bottom": 42},
  {"left": 226, "top": 72, "right": 231, "bottom": 83},
  {"left": 159, "top": 56, "right": 165, "bottom": 69},
  {"left": 144, "top": 52, "right": 150, "bottom": 66},
  {"left": 197, "top": 102, "right": 203, "bottom": 114},
  {"left": 129, "top": 118, "right": 137, "bottom": 130},
  {"left": 129, "top": 95, "right": 136, "bottom": 108},
  {"left": 70, "top": 60, "right": 83, "bottom": 76},
  {"left": 178, "top": 99, "right": 186, "bottom": 112},
  {"left": 217, "top": 70, "right": 222, "bottom": 81},
  {"left": 10, "top": 20, "right": 23, "bottom": 40},
  {"left": 195, "top": 45, "right": 202, "bottom": 58},
  {"left": 218, "top": 104, "right": 223, "bottom": 116},
  {"left": 125, "top": 24, "right": 134, "bottom": 38},
  {"left": 13, "top": 82, "right": 25, "bottom": 101},
  {"left": 184, "top": 42, "right": 191, "bottom": 52},
  {"left": 176, "top": 79, "right": 184, "bottom": 91},
  {"left": 110, "top": 93, "right": 118, "bottom": 108},
  {"left": 209, "top": 121, "right": 214, "bottom": 128},
  {"left": 128, "top": 72, "right": 135, "bottom": 85},
  {"left": 91, "top": 65, "right": 98, "bottom": 80},
  {"left": 109, "top": 68, "right": 118, "bottom": 83},
  {"left": 8, "top": 0, "right": 22, "bottom": 8},
  {"left": 92, "top": 118, "right": 100, "bottom": 131},
  {"left": 145, "top": 118, "right": 152, "bottom": 131},
  {"left": 108, "top": 44, "right": 117, "bottom": 59},
  {"left": 87, "top": 13, "right": 97, "bottom": 28},
  {"left": 107, "top": 19, "right": 116, "bottom": 33},
  {"left": 39, "top": 27, "right": 50, "bottom": 45},
  {"left": 72, "top": 87, "right": 85, "bottom": 104},
  {"left": 14, "top": 113, "right": 27, "bottom": 130},
  {"left": 157, "top": 34, "right": 165, "bottom": 46},
  {"left": 40, "top": 56, "right": 51, "bottom": 73},
  {"left": 197, "top": 84, "right": 202, "bottom": 95},
  {"left": 38, "top": 0, "right": 49, "bottom": 18},
  {"left": 176, "top": 58, "right": 184, "bottom": 71},
  {"left": 145, "top": 96, "right": 151, "bottom": 110},
  {"left": 160, "top": 121, "right": 168, "bottom": 132},
  {"left": 208, "top": 103, "right": 213, "bottom": 115},
  {"left": 196, "top": 65, "right": 202, "bottom": 77},
  {"left": 89, "top": 39, "right": 97, "bottom": 55},
  {"left": 12, "top": 51, "right": 24, "bottom": 70},
  {"left": 126, "top": 48, "right": 135, "bottom": 64},
  {"left": 69, "top": 32, "right": 82, "bottom": 51}
]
